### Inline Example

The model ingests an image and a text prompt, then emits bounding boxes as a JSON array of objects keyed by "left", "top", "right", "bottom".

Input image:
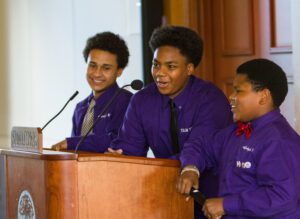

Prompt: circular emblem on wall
[{"left": 17, "top": 190, "right": 36, "bottom": 219}]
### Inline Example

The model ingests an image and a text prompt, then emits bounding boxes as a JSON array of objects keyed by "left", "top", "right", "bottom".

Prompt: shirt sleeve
[
  {"left": 223, "top": 140, "right": 299, "bottom": 217},
  {"left": 66, "top": 94, "right": 131, "bottom": 153},
  {"left": 110, "top": 94, "right": 148, "bottom": 156},
  {"left": 180, "top": 88, "right": 232, "bottom": 167},
  {"left": 180, "top": 130, "right": 226, "bottom": 172}
]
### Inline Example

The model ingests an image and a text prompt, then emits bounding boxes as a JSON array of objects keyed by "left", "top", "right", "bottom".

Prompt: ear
[
  {"left": 259, "top": 89, "right": 272, "bottom": 105},
  {"left": 187, "top": 63, "right": 195, "bottom": 76},
  {"left": 116, "top": 68, "right": 124, "bottom": 77}
]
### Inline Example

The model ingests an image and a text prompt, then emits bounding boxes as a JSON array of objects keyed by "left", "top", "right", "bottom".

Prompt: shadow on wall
[{"left": 0, "top": 0, "right": 9, "bottom": 147}]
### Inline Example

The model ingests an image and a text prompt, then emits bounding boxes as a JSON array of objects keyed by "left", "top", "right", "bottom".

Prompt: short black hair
[
  {"left": 237, "top": 58, "right": 288, "bottom": 107},
  {"left": 149, "top": 26, "right": 203, "bottom": 67},
  {"left": 83, "top": 32, "right": 129, "bottom": 68}
]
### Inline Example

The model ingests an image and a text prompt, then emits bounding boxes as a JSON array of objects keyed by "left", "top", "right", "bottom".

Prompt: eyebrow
[
  {"left": 102, "top": 63, "right": 113, "bottom": 67},
  {"left": 89, "top": 61, "right": 113, "bottom": 67},
  {"left": 152, "top": 59, "right": 178, "bottom": 64}
]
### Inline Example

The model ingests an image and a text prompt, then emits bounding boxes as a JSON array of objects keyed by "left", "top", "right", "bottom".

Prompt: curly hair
[
  {"left": 237, "top": 58, "right": 288, "bottom": 107},
  {"left": 149, "top": 26, "right": 203, "bottom": 67},
  {"left": 83, "top": 32, "right": 129, "bottom": 68}
]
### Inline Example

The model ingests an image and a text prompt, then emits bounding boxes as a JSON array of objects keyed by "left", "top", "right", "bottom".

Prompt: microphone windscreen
[
  {"left": 131, "top": 80, "right": 144, "bottom": 90},
  {"left": 70, "top": 90, "right": 79, "bottom": 100}
]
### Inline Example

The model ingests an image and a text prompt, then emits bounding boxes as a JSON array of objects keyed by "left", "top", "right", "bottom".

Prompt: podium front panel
[
  {"left": 77, "top": 155, "right": 193, "bottom": 219},
  {"left": 1, "top": 150, "right": 78, "bottom": 219},
  {"left": 1, "top": 150, "right": 193, "bottom": 218}
]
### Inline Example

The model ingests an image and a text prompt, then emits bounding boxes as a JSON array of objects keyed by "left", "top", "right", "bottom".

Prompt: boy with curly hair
[
  {"left": 52, "top": 32, "right": 132, "bottom": 152},
  {"left": 110, "top": 26, "right": 232, "bottom": 218}
]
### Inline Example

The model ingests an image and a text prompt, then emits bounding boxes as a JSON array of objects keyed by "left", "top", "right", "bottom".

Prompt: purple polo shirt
[
  {"left": 111, "top": 75, "right": 232, "bottom": 196},
  {"left": 66, "top": 83, "right": 132, "bottom": 152},
  {"left": 181, "top": 109, "right": 300, "bottom": 218}
]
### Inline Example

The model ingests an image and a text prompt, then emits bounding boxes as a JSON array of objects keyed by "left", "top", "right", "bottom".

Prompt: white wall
[
  {"left": 0, "top": 0, "right": 143, "bottom": 148},
  {"left": 291, "top": 0, "right": 300, "bottom": 133},
  {"left": 0, "top": 0, "right": 9, "bottom": 147}
]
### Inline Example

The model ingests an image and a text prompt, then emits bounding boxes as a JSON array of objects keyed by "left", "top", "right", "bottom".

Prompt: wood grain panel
[
  {"left": 7, "top": 157, "right": 46, "bottom": 218},
  {"left": 77, "top": 158, "right": 193, "bottom": 219},
  {"left": 45, "top": 160, "right": 78, "bottom": 219},
  {"left": 163, "top": 0, "right": 188, "bottom": 26},
  {"left": 220, "top": 0, "right": 254, "bottom": 55},
  {"left": 6, "top": 156, "right": 78, "bottom": 219},
  {"left": 196, "top": 0, "right": 214, "bottom": 81}
]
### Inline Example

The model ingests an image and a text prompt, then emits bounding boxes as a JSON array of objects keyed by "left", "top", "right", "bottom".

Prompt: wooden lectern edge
[
  {"left": 77, "top": 153, "right": 181, "bottom": 167},
  {"left": 0, "top": 148, "right": 181, "bottom": 167},
  {"left": 0, "top": 149, "right": 78, "bottom": 160},
  {"left": 47, "top": 149, "right": 181, "bottom": 167}
]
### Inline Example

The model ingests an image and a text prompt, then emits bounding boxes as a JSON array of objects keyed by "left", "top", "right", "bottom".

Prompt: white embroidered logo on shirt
[
  {"left": 100, "top": 113, "right": 111, "bottom": 119},
  {"left": 180, "top": 127, "right": 192, "bottom": 133},
  {"left": 242, "top": 145, "right": 254, "bottom": 152},
  {"left": 236, "top": 161, "right": 251, "bottom": 169}
]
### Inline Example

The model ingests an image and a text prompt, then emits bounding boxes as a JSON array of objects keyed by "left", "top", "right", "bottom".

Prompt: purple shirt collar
[
  {"left": 249, "top": 108, "right": 281, "bottom": 130},
  {"left": 161, "top": 76, "right": 195, "bottom": 109},
  {"left": 87, "top": 83, "right": 120, "bottom": 106}
]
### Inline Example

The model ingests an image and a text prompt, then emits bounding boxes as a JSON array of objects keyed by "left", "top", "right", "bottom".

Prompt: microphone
[
  {"left": 190, "top": 188, "right": 206, "bottom": 206},
  {"left": 41, "top": 91, "right": 79, "bottom": 131},
  {"left": 130, "top": 79, "right": 144, "bottom": 90},
  {"left": 74, "top": 80, "right": 144, "bottom": 153}
]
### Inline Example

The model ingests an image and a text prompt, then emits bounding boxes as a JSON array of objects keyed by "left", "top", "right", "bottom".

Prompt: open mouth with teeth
[
  {"left": 92, "top": 78, "right": 105, "bottom": 83},
  {"left": 230, "top": 98, "right": 237, "bottom": 110},
  {"left": 230, "top": 102, "right": 238, "bottom": 113},
  {"left": 156, "top": 80, "right": 169, "bottom": 88}
]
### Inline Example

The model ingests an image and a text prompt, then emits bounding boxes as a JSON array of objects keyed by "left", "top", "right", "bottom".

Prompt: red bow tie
[{"left": 236, "top": 122, "right": 252, "bottom": 139}]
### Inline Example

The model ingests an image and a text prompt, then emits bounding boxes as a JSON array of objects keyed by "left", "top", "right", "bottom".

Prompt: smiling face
[
  {"left": 229, "top": 74, "right": 272, "bottom": 122},
  {"left": 151, "top": 46, "right": 193, "bottom": 99},
  {"left": 86, "top": 49, "right": 123, "bottom": 99}
]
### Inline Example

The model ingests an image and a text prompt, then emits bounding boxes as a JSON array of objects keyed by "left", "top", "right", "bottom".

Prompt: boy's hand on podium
[
  {"left": 52, "top": 139, "right": 67, "bottom": 151},
  {"left": 106, "top": 148, "right": 123, "bottom": 155},
  {"left": 176, "top": 166, "right": 199, "bottom": 198}
]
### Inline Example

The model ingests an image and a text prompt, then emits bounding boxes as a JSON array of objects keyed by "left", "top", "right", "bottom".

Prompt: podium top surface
[
  {"left": 0, "top": 149, "right": 180, "bottom": 167},
  {"left": 0, "top": 149, "right": 77, "bottom": 160}
]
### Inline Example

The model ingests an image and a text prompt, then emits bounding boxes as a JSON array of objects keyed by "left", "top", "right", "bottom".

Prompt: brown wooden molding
[{"left": 220, "top": 0, "right": 255, "bottom": 56}]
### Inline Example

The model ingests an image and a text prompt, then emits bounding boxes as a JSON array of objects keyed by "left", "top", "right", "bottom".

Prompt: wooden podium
[{"left": 0, "top": 149, "right": 193, "bottom": 218}]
